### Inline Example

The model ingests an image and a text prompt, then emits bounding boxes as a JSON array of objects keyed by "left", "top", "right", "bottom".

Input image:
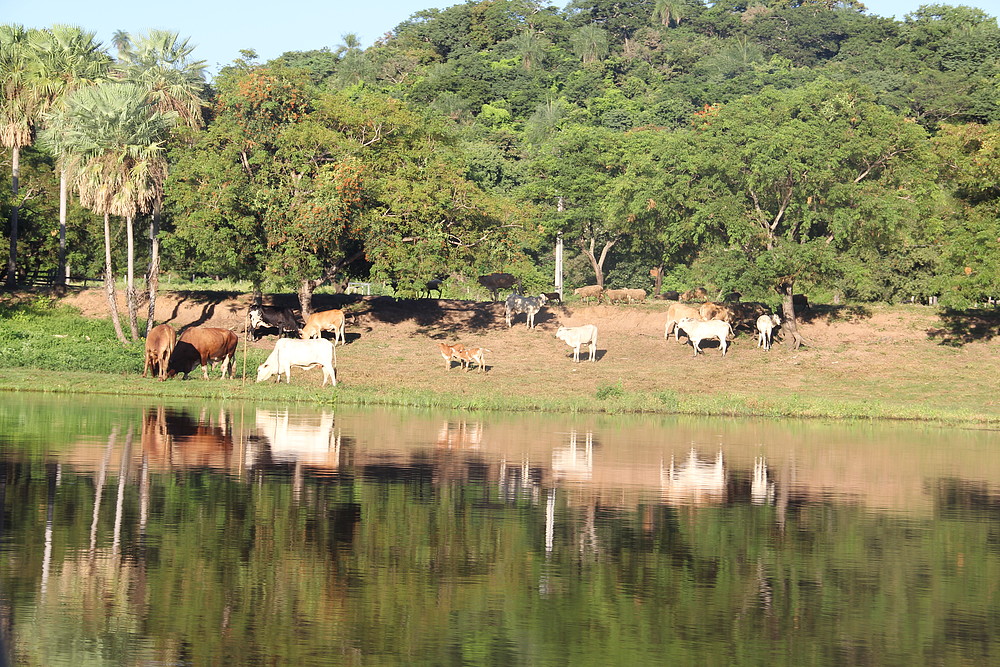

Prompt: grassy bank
[{"left": 1, "top": 292, "right": 998, "bottom": 425}]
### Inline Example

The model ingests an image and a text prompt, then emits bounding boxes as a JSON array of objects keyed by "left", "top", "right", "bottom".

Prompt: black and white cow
[
  {"left": 247, "top": 305, "right": 302, "bottom": 341},
  {"left": 504, "top": 293, "right": 547, "bottom": 328}
]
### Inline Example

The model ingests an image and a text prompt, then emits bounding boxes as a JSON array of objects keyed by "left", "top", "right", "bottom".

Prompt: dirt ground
[{"left": 57, "top": 287, "right": 1000, "bottom": 415}]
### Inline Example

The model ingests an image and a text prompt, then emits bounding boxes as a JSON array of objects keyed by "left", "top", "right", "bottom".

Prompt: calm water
[{"left": 0, "top": 394, "right": 998, "bottom": 666}]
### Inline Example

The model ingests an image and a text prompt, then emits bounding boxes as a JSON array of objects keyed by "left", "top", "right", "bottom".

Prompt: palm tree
[
  {"left": 512, "top": 31, "right": 549, "bottom": 71},
  {"left": 29, "top": 25, "right": 111, "bottom": 286},
  {"left": 40, "top": 82, "right": 172, "bottom": 342},
  {"left": 570, "top": 25, "right": 610, "bottom": 64},
  {"left": 113, "top": 30, "right": 206, "bottom": 334},
  {"left": 652, "top": 0, "right": 686, "bottom": 27},
  {"left": 0, "top": 25, "right": 44, "bottom": 286}
]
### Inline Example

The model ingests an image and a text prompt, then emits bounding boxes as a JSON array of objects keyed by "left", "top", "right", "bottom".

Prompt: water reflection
[{"left": 2, "top": 396, "right": 1000, "bottom": 665}]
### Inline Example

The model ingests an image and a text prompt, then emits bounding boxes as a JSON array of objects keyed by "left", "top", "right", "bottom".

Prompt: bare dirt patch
[{"left": 54, "top": 288, "right": 1000, "bottom": 416}]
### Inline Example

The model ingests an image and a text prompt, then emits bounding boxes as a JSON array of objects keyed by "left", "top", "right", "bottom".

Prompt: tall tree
[
  {"left": 40, "top": 82, "right": 172, "bottom": 342},
  {"left": 0, "top": 25, "right": 44, "bottom": 286},
  {"left": 691, "top": 80, "right": 933, "bottom": 347},
  {"left": 570, "top": 24, "right": 610, "bottom": 64},
  {"left": 112, "top": 30, "right": 206, "bottom": 334},
  {"left": 29, "top": 24, "right": 111, "bottom": 286}
]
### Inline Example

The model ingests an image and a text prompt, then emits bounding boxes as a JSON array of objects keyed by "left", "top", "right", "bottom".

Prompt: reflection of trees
[{"left": 3, "top": 412, "right": 1000, "bottom": 664}]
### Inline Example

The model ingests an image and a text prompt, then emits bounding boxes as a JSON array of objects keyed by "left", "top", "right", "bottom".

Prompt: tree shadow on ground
[
  {"left": 794, "top": 304, "right": 873, "bottom": 324},
  {"left": 166, "top": 290, "right": 244, "bottom": 330},
  {"left": 926, "top": 308, "right": 1000, "bottom": 346}
]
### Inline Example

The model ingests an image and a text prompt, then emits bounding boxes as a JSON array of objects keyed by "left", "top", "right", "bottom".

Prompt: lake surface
[{"left": 0, "top": 393, "right": 998, "bottom": 665}]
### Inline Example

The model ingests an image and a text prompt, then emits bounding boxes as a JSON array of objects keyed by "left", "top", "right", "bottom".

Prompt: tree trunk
[
  {"left": 298, "top": 279, "right": 317, "bottom": 319},
  {"left": 777, "top": 278, "right": 805, "bottom": 351},
  {"left": 103, "top": 213, "right": 128, "bottom": 344},
  {"left": 651, "top": 265, "right": 663, "bottom": 295},
  {"left": 145, "top": 200, "right": 162, "bottom": 336},
  {"left": 580, "top": 237, "right": 616, "bottom": 288},
  {"left": 126, "top": 215, "right": 140, "bottom": 341},
  {"left": 6, "top": 146, "right": 19, "bottom": 287},
  {"left": 58, "top": 169, "right": 68, "bottom": 286}
]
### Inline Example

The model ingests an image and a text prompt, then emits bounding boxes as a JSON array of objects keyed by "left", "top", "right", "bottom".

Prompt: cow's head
[{"left": 256, "top": 361, "right": 277, "bottom": 383}]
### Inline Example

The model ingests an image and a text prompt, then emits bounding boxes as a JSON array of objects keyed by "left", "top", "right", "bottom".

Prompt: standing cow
[
  {"left": 257, "top": 338, "right": 337, "bottom": 387},
  {"left": 247, "top": 305, "right": 301, "bottom": 341},
  {"left": 478, "top": 273, "right": 521, "bottom": 302},
  {"left": 556, "top": 324, "right": 599, "bottom": 362},
  {"left": 505, "top": 293, "right": 547, "bottom": 328},
  {"left": 301, "top": 309, "right": 346, "bottom": 345},
  {"left": 167, "top": 327, "right": 239, "bottom": 379},
  {"left": 143, "top": 323, "right": 176, "bottom": 381}
]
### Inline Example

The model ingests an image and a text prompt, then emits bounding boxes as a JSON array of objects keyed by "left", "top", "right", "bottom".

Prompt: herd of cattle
[{"left": 142, "top": 284, "right": 794, "bottom": 386}]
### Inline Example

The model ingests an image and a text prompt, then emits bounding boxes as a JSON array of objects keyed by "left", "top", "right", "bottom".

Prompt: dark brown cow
[
  {"left": 143, "top": 323, "right": 176, "bottom": 381},
  {"left": 167, "top": 327, "right": 239, "bottom": 380},
  {"left": 478, "top": 273, "right": 521, "bottom": 302}
]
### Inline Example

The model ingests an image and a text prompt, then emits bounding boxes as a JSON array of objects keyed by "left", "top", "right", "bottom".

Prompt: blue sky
[{"left": 5, "top": 0, "right": 994, "bottom": 76}]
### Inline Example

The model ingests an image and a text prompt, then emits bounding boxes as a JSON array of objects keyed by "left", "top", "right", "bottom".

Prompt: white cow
[
  {"left": 756, "top": 313, "right": 781, "bottom": 351},
  {"left": 675, "top": 318, "right": 734, "bottom": 356},
  {"left": 556, "top": 324, "right": 598, "bottom": 362},
  {"left": 257, "top": 338, "right": 337, "bottom": 387}
]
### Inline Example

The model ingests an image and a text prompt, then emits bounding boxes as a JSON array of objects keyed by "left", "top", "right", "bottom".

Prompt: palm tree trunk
[
  {"left": 126, "top": 214, "right": 140, "bottom": 340},
  {"left": 6, "top": 146, "right": 19, "bottom": 287},
  {"left": 103, "top": 212, "right": 128, "bottom": 343},
  {"left": 57, "top": 168, "right": 68, "bottom": 286},
  {"left": 145, "top": 200, "right": 161, "bottom": 336}
]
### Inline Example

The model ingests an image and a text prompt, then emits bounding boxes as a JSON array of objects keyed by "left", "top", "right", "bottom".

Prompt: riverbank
[{"left": 1, "top": 288, "right": 998, "bottom": 424}]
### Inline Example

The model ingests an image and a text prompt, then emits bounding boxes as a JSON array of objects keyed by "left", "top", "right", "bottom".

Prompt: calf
[
  {"left": 505, "top": 293, "right": 547, "bottom": 328},
  {"left": 676, "top": 318, "right": 734, "bottom": 356},
  {"left": 167, "top": 327, "right": 239, "bottom": 379},
  {"left": 257, "top": 338, "right": 337, "bottom": 387},
  {"left": 438, "top": 342, "right": 466, "bottom": 370},
  {"left": 143, "top": 323, "right": 176, "bottom": 381},
  {"left": 247, "top": 305, "right": 301, "bottom": 341},
  {"left": 756, "top": 313, "right": 781, "bottom": 351},
  {"left": 456, "top": 346, "right": 490, "bottom": 372},
  {"left": 556, "top": 324, "right": 598, "bottom": 362},
  {"left": 301, "top": 309, "right": 346, "bottom": 345}
]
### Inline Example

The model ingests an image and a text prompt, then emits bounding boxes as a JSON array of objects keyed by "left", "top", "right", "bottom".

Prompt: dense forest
[{"left": 2, "top": 0, "right": 999, "bottom": 341}]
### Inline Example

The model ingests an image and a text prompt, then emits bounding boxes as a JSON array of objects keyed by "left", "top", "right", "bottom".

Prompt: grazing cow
[
  {"left": 675, "top": 318, "right": 734, "bottom": 356},
  {"left": 438, "top": 342, "right": 466, "bottom": 370},
  {"left": 680, "top": 287, "right": 708, "bottom": 302},
  {"left": 723, "top": 291, "right": 742, "bottom": 303},
  {"left": 556, "top": 324, "right": 598, "bottom": 362},
  {"left": 756, "top": 313, "right": 781, "bottom": 351},
  {"left": 573, "top": 285, "right": 603, "bottom": 303},
  {"left": 505, "top": 293, "right": 547, "bottom": 328},
  {"left": 543, "top": 291, "right": 562, "bottom": 305},
  {"left": 660, "top": 290, "right": 680, "bottom": 301},
  {"left": 143, "top": 323, "right": 176, "bottom": 381},
  {"left": 478, "top": 273, "right": 521, "bottom": 302},
  {"left": 247, "top": 304, "right": 301, "bottom": 341},
  {"left": 301, "top": 309, "right": 346, "bottom": 345},
  {"left": 256, "top": 338, "right": 337, "bottom": 387},
  {"left": 167, "top": 327, "right": 239, "bottom": 379},
  {"left": 664, "top": 303, "right": 704, "bottom": 340},
  {"left": 456, "top": 346, "right": 490, "bottom": 372}
]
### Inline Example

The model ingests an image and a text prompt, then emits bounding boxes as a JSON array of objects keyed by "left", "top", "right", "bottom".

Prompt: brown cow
[
  {"left": 664, "top": 303, "right": 704, "bottom": 340},
  {"left": 456, "top": 346, "right": 490, "bottom": 372},
  {"left": 167, "top": 327, "right": 239, "bottom": 380},
  {"left": 699, "top": 301, "right": 735, "bottom": 324},
  {"left": 143, "top": 323, "right": 176, "bottom": 381},
  {"left": 680, "top": 287, "right": 709, "bottom": 301},
  {"left": 478, "top": 273, "right": 520, "bottom": 302},
  {"left": 301, "top": 309, "right": 346, "bottom": 345}
]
